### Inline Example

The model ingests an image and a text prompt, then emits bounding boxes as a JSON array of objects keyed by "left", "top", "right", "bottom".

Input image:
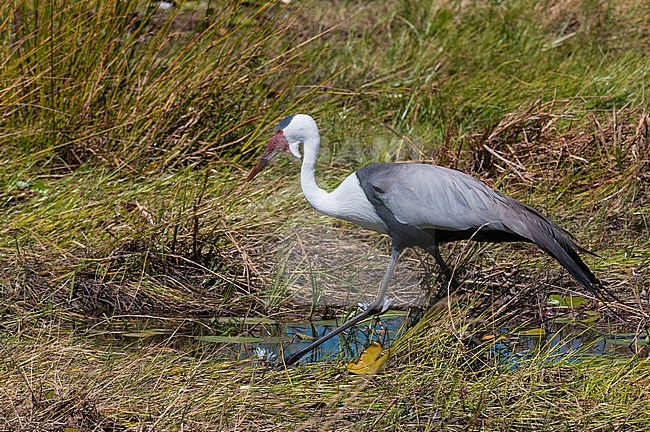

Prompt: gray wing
[
  {"left": 356, "top": 163, "right": 602, "bottom": 292},
  {"left": 356, "top": 163, "right": 513, "bottom": 233}
]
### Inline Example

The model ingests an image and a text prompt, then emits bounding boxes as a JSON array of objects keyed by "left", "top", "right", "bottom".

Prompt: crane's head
[{"left": 247, "top": 114, "right": 318, "bottom": 181}]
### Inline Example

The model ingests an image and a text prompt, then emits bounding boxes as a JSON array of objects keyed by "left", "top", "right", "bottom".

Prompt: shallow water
[
  {"left": 88, "top": 305, "right": 648, "bottom": 365},
  {"left": 489, "top": 325, "right": 649, "bottom": 367},
  {"left": 234, "top": 310, "right": 648, "bottom": 365},
  {"left": 243, "top": 311, "right": 413, "bottom": 364}
]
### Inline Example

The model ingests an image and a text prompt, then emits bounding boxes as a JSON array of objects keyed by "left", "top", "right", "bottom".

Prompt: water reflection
[
  {"left": 245, "top": 312, "right": 413, "bottom": 364},
  {"left": 243, "top": 315, "right": 647, "bottom": 365},
  {"left": 88, "top": 310, "right": 647, "bottom": 365},
  {"left": 489, "top": 324, "right": 648, "bottom": 367}
]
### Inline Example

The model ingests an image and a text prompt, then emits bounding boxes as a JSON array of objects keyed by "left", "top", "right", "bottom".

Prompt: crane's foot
[{"left": 359, "top": 298, "right": 394, "bottom": 314}]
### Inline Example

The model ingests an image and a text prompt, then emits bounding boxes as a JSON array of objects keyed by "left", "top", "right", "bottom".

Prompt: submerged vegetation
[{"left": 0, "top": 0, "right": 648, "bottom": 430}]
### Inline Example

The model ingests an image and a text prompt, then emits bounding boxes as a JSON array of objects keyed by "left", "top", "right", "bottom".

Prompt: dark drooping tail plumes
[{"left": 506, "top": 200, "right": 619, "bottom": 302}]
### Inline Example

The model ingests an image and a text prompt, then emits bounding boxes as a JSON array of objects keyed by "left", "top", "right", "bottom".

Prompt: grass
[{"left": 0, "top": 0, "right": 649, "bottom": 430}]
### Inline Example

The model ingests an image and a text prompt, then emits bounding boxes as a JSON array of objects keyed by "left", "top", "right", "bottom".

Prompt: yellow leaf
[
  {"left": 481, "top": 334, "right": 505, "bottom": 342},
  {"left": 346, "top": 342, "right": 389, "bottom": 375}
]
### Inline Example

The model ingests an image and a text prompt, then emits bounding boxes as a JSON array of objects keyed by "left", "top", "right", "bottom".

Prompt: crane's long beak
[
  {"left": 247, "top": 147, "right": 277, "bottom": 181},
  {"left": 248, "top": 131, "right": 291, "bottom": 181}
]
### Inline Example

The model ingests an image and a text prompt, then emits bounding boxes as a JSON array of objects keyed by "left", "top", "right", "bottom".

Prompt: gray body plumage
[{"left": 356, "top": 163, "right": 599, "bottom": 290}]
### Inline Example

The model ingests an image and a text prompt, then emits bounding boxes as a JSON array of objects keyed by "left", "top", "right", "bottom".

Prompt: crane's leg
[
  {"left": 425, "top": 244, "right": 460, "bottom": 290},
  {"left": 281, "top": 248, "right": 402, "bottom": 367}
]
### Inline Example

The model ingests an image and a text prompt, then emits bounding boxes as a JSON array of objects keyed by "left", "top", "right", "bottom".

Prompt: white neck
[
  {"left": 284, "top": 113, "right": 387, "bottom": 234},
  {"left": 300, "top": 133, "right": 332, "bottom": 213}
]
